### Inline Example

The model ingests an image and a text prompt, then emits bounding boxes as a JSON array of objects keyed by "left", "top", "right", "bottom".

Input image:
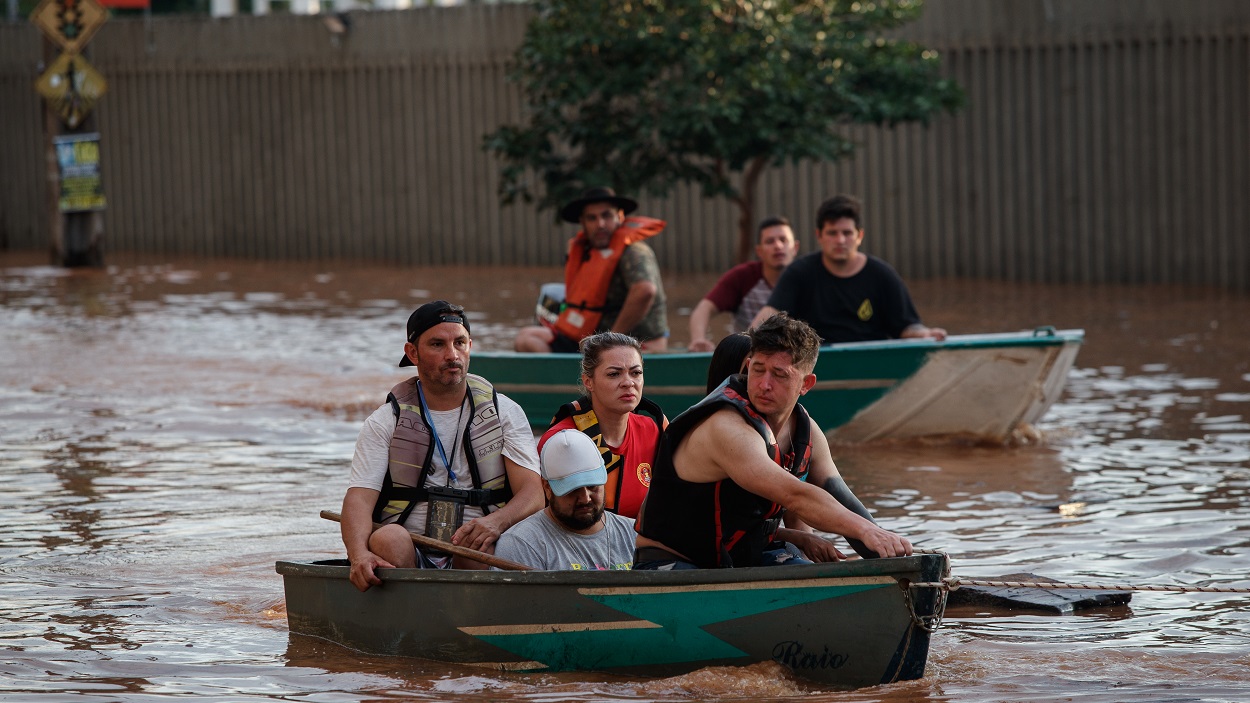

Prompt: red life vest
[
  {"left": 553, "top": 216, "right": 666, "bottom": 341},
  {"left": 541, "top": 395, "right": 666, "bottom": 519}
]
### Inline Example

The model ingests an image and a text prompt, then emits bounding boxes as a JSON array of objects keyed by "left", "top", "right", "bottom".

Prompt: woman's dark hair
[
  {"left": 577, "top": 331, "right": 642, "bottom": 394},
  {"left": 705, "top": 333, "right": 752, "bottom": 393}
]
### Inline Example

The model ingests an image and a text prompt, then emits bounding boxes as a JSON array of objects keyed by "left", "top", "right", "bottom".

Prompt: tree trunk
[{"left": 735, "top": 156, "right": 769, "bottom": 263}]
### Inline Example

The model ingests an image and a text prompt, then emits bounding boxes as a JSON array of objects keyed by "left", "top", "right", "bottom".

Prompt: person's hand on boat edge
[
  {"left": 854, "top": 523, "right": 912, "bottom": 558},
  {"left": 777, "top": 528, "right": 848, "bottom": 562},
  {"left": 349, "top": 551, "right": 395, "bottom": 592},
  {"left": 900, "top": 323, "right": 947, "bottom": 341},
  {"left": 687, "top": 338, "right": 717, "bottom": 353}
]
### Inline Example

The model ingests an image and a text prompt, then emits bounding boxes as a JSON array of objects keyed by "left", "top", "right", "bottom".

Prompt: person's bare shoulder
[
  {"left": 677, "top": 408, "right": 773, "bottom": 483},
  {"left": 672, "top": 408, "right": 737, "bottom": 480}
]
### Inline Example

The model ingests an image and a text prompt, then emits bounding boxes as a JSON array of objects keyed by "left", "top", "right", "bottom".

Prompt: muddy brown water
[{"left": 2, "top": 251, "right": 1248, "bottom": 702}]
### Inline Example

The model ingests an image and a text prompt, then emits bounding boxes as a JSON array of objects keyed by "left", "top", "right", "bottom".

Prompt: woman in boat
[
  {"left": 705, "top": 332, "right": 751, "bottom": 394},
  {"left": 538, "top": 331, "right": 667, "bottom": 520}
]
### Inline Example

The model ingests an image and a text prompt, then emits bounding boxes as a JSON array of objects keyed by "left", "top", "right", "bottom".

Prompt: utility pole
[{"left": 31, "top": 0, "right": 110, "bottom": 267}]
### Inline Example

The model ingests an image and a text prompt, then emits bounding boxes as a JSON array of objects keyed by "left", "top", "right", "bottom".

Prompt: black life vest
[{"left": 636, "top": 374, "right": 813, "bottom": 568}]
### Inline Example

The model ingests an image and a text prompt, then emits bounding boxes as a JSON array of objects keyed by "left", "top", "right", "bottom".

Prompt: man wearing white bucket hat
[{"left": 493, "top": 429, "right": 637, "bottom": 570}]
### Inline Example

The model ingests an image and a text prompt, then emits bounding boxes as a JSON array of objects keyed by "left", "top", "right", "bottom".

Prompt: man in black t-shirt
[{"left": 751, "top": 195, "right": 945, "bottom": 344}]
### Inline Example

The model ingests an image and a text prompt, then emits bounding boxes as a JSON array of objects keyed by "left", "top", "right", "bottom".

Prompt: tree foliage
[{"left": 485, "top": 0, "right": 964, "bottom": 261}]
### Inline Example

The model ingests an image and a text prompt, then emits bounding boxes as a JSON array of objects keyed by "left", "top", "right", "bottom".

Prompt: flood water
[{"left": 2, "top": 251, "right": 1248, "bottom": 702}]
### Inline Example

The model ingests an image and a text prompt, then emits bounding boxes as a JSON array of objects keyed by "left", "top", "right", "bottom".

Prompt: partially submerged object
[
  {"left": 277, "top": 553, "right": 949, "bottom": 689},
  {"left": 946, "top": 572, "right": 1133, "bottom": 614}
]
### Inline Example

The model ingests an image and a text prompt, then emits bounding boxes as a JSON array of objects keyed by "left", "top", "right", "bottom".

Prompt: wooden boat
[
  {"left": 276, "top": 553, "right": 949, "bottom": 688},
  {"left": 471, "top": 327, "right": 1084, "bottom": 442}
]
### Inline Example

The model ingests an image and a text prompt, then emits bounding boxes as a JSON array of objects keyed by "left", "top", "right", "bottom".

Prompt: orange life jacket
[{"left": 553, "top": 216, "right": 666, "bottom": 341}]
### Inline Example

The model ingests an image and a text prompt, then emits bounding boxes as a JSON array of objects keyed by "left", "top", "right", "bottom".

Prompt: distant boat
[
  {"left": 277, "top": 553, "right": 949, "bottom": 688},
  {"left": 472, "top": 327, "right": 1084, "bottom": 443}
]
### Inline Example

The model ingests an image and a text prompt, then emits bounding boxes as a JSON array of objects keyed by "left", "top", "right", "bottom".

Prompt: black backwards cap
[{"left": 398, "top": 300, "right": 470, "bottom": 367}]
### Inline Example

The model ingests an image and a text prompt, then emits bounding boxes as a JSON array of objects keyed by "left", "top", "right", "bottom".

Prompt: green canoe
[
  {"left": 471, "top": 327, "right": 1083, "bottom": 442},
  {"left": 277, "top": 553, "right": 948, "bottom": 688}
]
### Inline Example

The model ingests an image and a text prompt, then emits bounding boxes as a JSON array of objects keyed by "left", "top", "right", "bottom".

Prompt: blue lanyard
[{"left": 415, "top": 382, "right": 465, "bottom": 484}]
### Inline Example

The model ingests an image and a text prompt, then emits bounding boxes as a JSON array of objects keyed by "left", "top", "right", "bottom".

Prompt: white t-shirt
[{"left": 348, "top": 389, "right": 539, "bottom": 533}]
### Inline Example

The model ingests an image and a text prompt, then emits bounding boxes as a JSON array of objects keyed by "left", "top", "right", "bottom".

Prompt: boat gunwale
[
  {"left": 470, "top": 329, "right": 1086, "bottom": 360},
  {"left": 276, "top": 554, "right": 944, "bottom": 587}
]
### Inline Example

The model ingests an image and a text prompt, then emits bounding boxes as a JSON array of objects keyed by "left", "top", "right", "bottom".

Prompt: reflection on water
[{"left": 2, "top": 252, "right": 1249, "bottom": 702}]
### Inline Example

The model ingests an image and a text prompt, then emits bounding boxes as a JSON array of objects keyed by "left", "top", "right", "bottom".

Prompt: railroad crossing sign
[
  {"left": 30, "top": 0, "right": 108, "bottom": 55},
  {"left": 35, "top": 52, "right": 108, "bottom": 129}
]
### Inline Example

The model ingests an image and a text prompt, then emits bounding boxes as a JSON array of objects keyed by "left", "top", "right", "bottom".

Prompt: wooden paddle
[{"left": 319, "top": 509, "right": 534, "bottom": 571}]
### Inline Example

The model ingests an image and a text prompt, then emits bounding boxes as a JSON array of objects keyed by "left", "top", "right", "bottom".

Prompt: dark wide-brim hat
[
  {"left": 559, "top": 187, "right": 638, "bottom": 224},
  {"left": 398, "top": 300, "right": 470, "bottom": 367}
]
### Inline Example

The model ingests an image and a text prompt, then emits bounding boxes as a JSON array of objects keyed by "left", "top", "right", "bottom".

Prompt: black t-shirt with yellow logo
[{"left": 765, "top": 252, "right": 922, "bottom": 343}]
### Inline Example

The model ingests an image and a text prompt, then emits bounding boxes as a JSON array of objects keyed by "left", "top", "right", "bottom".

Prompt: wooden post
[{"left": 41, "top": 37, "right": 65, "bottom": 265}]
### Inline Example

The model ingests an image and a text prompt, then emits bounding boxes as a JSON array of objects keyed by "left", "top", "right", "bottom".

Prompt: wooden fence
[{"left": 1, "top": 0, "right": 1247, "bottom": 287}]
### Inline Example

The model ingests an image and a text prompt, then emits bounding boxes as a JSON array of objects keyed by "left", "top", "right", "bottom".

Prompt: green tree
[{"left": 485, "top": 0, "right": 963, "bottom": 262}]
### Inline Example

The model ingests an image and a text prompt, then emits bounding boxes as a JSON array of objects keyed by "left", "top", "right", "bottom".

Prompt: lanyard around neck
[{"left": 415, "top": 381, "right": 467, "bottom": 484}]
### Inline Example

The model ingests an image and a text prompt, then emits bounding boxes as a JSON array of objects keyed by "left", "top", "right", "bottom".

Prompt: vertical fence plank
[
  {"left": 164, "top": 67, "right": 185, "bottom": 255},
  {"left": 109, "top": 67, "right": 136, "bottom": 253},
  {"left": 245, "top": 69, "right": 265, "bottom": 258},
  {"left": 269, "top": 66, "right": 291, "bottom": 261},
  {"left": 359, "top": 62, "right": 380, "bottom": 262},
  {"left": 1075, "top": 41, "right": 1095, "bottom": 284},
  {"left": 174, "top": 67, "right": 196, "bottom": 258},
  {"left": 1219, "top": 34, "right": 1247, "bottom": 287},
  {"left": 936, "top": 48, "right": 963, "bottom": 279},
  {"left": 984, "top": 45, "right": 1005, "bottom": 282},
  {"left": 286, "top": 66, "right": 307, "bottom": 261},
  {"left": 300, "top": 66, "right": 322, "bottom": 260},
  {"left": 1149, "top": 34, "right": 1170, "bottom": 283},
  {"left": 414, "top": 61, "right": 434, "bottom": 267},
  {"left": 1204, "top": 35, "right": 1225, "bottom": 286},
  {"left": 1102, "top": 38, "right": 1122, "bottom": 284},
  {"left": 395, "top": 60, "right": 413, "bottom": 265},
  {"left": 1125, "top": 38, "right": 1147, "bottom": 283}
]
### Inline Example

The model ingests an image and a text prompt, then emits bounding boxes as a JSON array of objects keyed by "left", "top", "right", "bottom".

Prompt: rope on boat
[
  {"left": 901, "top": 581, "right": 946, "bottom": 633},
  {"left": 909, "top": 577, "right": 1250, "bottom": 595}
]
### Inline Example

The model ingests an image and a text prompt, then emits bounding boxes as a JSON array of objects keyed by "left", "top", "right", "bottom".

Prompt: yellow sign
[
  {"left": 30, "top": 0, "right": 108, "bottom": 54},
  {"left": 55, "top": 133, "right": 107, "bottom": 212},
  {"left": 35, "top": 52, "right": 108, "bottom": 129}
]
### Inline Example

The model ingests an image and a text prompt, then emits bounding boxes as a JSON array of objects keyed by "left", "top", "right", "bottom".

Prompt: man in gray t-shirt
[{"left": 493, "top": 430, "right": 636, "bottom": 571}]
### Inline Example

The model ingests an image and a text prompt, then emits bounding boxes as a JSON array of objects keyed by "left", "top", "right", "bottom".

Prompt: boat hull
[
  {"left": 471, "top": 328, "right": 1083, "bottom": 442},
  {"left": 277, "top": 554, "right": 948, "bottom": 688}
]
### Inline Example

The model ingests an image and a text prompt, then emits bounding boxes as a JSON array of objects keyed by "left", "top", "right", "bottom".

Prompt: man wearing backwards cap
[
  {"left": 492, "top": 430, "right": 637, "bottom": 571},
  {"left": 514, "top": 186, "right": 670, "bottom": 354},
  {"left": 340, "top": 300, "right": 544, "bottom": 591}
]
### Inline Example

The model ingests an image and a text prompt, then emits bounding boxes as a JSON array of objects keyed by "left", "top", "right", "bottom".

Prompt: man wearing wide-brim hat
[{"left": 514, "top": 187, "right": 670, "bottom": 353}]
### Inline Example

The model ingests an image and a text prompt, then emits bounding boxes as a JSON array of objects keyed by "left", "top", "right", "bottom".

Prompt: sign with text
[
  {"left": 30, "top": 0, "right": 109, "bottom": 54},
  {"left": 35, "top": 52, "right": 108, "bottom": 128},
  {"left": 53, "top": 133, "right": 107, "bottom": 213}
]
